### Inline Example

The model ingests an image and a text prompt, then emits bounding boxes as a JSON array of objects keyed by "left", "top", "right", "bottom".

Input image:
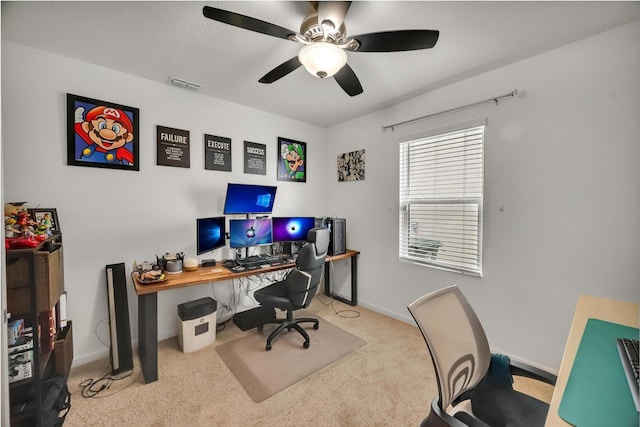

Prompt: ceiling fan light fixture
[{"left": 298, "top": 42, "right": 347, "bottom": 79}]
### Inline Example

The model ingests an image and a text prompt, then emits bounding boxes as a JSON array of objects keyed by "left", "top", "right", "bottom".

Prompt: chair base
[{"left": 258, "top": 310, "right": 319, "bottom": 351}]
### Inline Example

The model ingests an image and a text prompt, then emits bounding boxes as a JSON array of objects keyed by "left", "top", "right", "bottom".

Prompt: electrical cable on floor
[
  {"left": 81, "top": 326, "right": 141, "bottom": 398},
  {"left": 79, "top": 368, "right": 139, "bottom": 399}
]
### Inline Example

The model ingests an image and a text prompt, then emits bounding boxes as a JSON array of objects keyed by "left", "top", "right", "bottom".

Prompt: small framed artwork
[
  {"left": 337, "top": 149, "right": 366, "bottom": 182},
  {"left": 67, "top": 93, "right": 140, "bottom": 171},
  {"left": 277, "top": 137, "right": 306, "bottom": 182},
  {"left": 28, "top": 208, "right": 61, "bottom": 234}
]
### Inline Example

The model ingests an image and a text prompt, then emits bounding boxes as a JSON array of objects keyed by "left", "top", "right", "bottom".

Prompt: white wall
[
  {"left": 324, "top": 21, "right": 640, "bottom": 371},
  {"left": 1, "top": 42, "right": 327, "bottom": 364},
  {"left": 2, "top": 21, "right": 639, "bottom": 373}
]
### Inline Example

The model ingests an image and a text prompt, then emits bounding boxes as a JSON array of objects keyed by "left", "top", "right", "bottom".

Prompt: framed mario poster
[{"left": 67, "top": 93, "right": 140, "bottom": 171}]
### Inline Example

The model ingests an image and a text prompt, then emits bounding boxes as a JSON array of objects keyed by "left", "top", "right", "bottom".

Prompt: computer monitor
[
  {"left": 272, "top": 217, "right": 315, "bottom": 242},
  {"left": 196, "top": 216, "right": 226, "bottom": 255},
  {"left": 223, "top": 183, "right": 278, "bottom": 215},
  {"left": 229, "top": 218, "right": 273, "bottom": 249}
]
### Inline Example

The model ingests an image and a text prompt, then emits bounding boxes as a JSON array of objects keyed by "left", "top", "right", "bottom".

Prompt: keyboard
[
  {"left": 616, "top": 337, "right": 640, "bottom": 411},
  {"left": 236, "top": 254, "right": 281, "bottom": 268}
]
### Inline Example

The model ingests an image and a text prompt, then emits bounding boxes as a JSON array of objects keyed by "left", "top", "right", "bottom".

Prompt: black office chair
[
  {"left": 407, "top": 285, "right": 556, "bottom": 427},
  {"left": 254, "top": 227, "right": 330, "bottom": 351}
]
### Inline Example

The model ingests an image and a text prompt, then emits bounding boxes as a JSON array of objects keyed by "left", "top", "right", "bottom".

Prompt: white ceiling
[{"left": 2, "top": 1, "right": 639, "bottom": 127}]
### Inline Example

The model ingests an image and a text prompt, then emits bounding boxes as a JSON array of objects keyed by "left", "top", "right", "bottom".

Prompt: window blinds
[{"left": 399, "top": 125, "right": 484, "bottom": 276}]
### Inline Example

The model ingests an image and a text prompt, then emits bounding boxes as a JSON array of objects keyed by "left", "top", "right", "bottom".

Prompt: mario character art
[
  {"left": 279, "top": 141, "right": 305, "bottom": 181},
  {"left": 74, "top": 105, "right": 134, "bottom": 165}
]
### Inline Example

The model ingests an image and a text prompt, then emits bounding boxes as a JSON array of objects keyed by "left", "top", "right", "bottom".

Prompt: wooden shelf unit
[{"left": 6, "top": 235, "right": 72, "bottom": 426}]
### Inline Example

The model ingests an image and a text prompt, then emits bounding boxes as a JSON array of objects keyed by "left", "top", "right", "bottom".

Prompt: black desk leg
[
  {"left": 324, "top": 255, "right": 358, "bottom": 307},
  {"left": 324, "top": 262, "right": 331, "bottom": 299},
  {"left": 138, "top": 292, "right": 158, "bottom": 383},
  {"left": 350, "top": 255, "right": 358, "bottom": 306}
]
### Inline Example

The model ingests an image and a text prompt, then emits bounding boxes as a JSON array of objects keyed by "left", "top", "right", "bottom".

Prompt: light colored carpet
[
  {"left": 63, "top": 296, "right": 553, "bottom": 426},
  {"left": 216, "top": 315, "right": 366, "bottom": 402}
]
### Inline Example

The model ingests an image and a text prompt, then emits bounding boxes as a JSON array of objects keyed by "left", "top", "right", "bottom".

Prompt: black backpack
[{"left": 41, "top": 373, "right": 71, "bottom": 426}]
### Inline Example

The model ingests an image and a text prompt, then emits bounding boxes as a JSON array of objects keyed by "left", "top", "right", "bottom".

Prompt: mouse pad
[{"left": 558, "top": 318, "right": 638, "bottom": 426}]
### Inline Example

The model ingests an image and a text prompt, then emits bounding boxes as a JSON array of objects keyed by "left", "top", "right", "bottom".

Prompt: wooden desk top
[
  {"left": 133, "top": 249, "right": 359, "bottom": 295},
  {"left": 545, "top": 294, "right": 639, "bottom": 426}
]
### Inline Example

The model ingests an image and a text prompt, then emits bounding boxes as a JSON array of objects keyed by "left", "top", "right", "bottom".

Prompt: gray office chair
[
  {"left": 407, "top": 285, "right": 556, "bottom": 427},
  {"left": 254, "top": 227, "right": 330, "bottom": 351}
]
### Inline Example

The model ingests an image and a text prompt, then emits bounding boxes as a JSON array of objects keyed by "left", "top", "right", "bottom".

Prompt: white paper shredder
[{"left": 177, "top": 297, "right": 217, "bottom": 353}]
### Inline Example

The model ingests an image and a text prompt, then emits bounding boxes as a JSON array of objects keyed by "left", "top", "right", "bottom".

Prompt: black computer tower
[{"left": 316, "top": 218, "right": 346, "bottom": 256}]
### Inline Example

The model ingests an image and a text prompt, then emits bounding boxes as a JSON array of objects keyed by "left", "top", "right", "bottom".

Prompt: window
[{"left": 399, "top": 123, "right": 485, "bottom": 276}]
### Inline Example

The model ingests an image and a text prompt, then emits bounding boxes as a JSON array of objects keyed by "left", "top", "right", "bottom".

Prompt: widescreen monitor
[
  {"left": 223, "top": 183, "right": 278, "bottom": 215},
  {"left": 272, "top": 217, "right": 315, "bottom": 242},
  {"left": 197, "top": 216, "right": 226, "bottom": 255},
  {"left": 229, "top": 218, "right": 273, "bottom": 249}
]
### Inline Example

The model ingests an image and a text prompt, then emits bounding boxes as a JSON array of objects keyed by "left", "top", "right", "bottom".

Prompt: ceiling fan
[{"left": 202, "top": 2, "right": 439, "bottom": 97}]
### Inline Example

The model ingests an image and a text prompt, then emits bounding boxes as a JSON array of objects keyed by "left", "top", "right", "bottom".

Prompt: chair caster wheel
[
  {"left": 303, "top": 341, "right": 310, "bottom": 349},
  {"left": 266, "top": 344, "right": 272, "bottom": 351},
  {"left": 257, "top": 325, "right": 263, "bottom": 332},
  {"left": 313, "top": 324, "right": 319, "bottom": 330}
]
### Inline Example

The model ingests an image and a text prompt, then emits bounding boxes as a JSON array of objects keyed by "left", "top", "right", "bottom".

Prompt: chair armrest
[{"left": 509, "top": 359, "right": 557, "bottom": 386}]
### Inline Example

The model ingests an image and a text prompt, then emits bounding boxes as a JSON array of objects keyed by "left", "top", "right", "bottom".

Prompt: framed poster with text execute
[{"left": 205, "top": 134, "right": 232, "bottom": 171}]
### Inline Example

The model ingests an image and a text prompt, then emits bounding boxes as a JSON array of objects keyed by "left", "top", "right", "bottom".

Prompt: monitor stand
[{"left": 235, "top": 247, "right": 248, "bottom": 260}]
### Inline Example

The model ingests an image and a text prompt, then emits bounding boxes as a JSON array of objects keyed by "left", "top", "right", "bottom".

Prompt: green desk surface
[{"left": 558, "top": 318, "right": 639, "bottom": 426}]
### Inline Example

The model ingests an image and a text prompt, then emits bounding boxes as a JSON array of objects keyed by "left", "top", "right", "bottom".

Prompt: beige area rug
[{"left": 216, "top": 315, "right": 366, "bottom": 402}]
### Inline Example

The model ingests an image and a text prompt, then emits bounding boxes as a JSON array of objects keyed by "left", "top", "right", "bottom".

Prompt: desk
[
  {"left": 545, "top": 295, "right": 639, "bottom": 426},
  {"left": 133, "top": 249, "right": 359, "bottom": 383}
]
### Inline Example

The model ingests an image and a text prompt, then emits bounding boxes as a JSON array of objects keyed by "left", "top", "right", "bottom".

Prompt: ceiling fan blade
[
  {"left": 203, "top": 6, "right": 295, "bottom": 40},
  {"left": 259, "top": 57, "right": 302, "bottom": 84},
  {"left": 334, "top": 64, "right": 363, "bottom": 97},
  {"left": 316, "top": 1, "right": 352, "bottom": 33},
  {"left": 350, "top": 30, "right": 439, "bottom": 52}
]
